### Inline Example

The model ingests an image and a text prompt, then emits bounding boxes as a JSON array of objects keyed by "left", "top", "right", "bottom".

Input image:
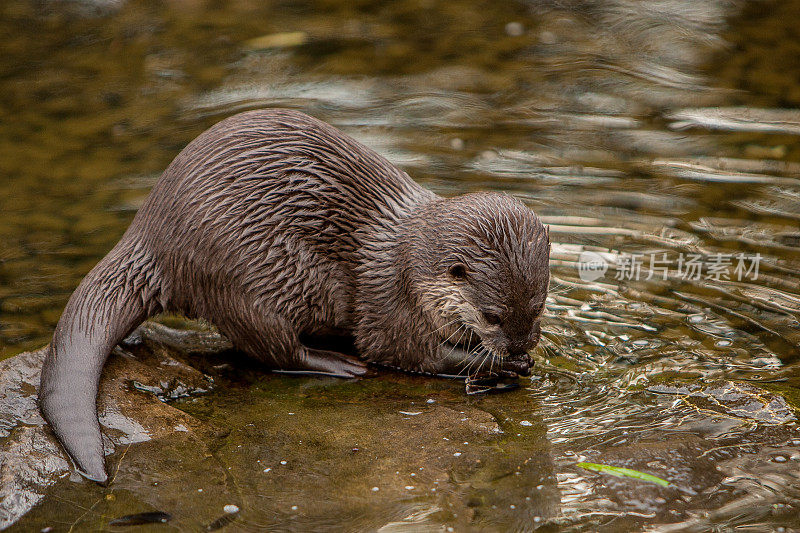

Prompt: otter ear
[{"left": 448, "top": 263, "right": 468, "bottom": 279}]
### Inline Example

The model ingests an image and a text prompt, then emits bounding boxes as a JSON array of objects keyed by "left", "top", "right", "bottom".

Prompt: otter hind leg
[
  {"left": 219, "top": 311, "right": 366, "bottom": 378},
  {"left": 295, "top": 347, "right": 367, "bottom": 377}
]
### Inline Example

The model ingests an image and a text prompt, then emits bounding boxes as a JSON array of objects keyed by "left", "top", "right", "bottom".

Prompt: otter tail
[{"left": 39, "top": 238, "right": 161, "bottom": 483}]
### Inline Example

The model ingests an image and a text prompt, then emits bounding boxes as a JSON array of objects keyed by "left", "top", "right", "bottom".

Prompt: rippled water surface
[{"left": 2, "top": 0, "right": 800, "bottom": 530}]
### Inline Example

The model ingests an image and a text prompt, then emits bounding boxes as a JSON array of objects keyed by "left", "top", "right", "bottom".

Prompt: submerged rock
[{"left": 648, "top": 380, "right": 797, "bottom": 425}]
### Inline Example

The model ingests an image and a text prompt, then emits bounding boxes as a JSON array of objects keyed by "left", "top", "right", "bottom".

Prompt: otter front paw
[{"left": 501, "top": 355, "right": 533, "bottom": 377}]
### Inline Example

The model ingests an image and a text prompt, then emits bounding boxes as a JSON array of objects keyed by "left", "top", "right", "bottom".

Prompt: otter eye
[
  {"left": 449, "top": 263, "right": 467, "bottom": 279},
  {"left": 483, "top": 312, "right": 502, "bottom": 326}
]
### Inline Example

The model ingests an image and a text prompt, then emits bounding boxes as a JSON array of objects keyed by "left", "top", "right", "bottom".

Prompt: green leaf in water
[{"left": 576, "top": 462, "right": 670, "bottom": 487}]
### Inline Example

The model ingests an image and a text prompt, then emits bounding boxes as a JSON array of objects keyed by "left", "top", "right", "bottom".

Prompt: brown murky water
[{"left": 2, "top": 0, "right": 800, "bottom": 530}]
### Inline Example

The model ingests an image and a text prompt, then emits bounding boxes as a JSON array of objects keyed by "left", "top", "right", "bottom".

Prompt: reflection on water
[{"left": 1, "top": 0, "right": 799, "bottom": 530}]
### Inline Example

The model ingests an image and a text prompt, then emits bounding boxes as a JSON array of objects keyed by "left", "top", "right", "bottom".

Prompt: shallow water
[{"left": 2, "top": 0, "right": 800, "bottom": 530}]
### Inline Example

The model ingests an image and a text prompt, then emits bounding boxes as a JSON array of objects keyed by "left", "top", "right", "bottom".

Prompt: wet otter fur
[{"left": 39, "top": 109, "right": 550, "bottom": 483}]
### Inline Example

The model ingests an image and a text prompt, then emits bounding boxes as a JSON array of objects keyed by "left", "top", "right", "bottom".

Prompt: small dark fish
[
  {"left": 109, "top": 511, "right": 171, "bottom": 526},
  {"left": 465, "top": 374, "right": 520, "bottom": 395},
  {"left": 204, "top": 511, "right": 239, "bottom": 531}
]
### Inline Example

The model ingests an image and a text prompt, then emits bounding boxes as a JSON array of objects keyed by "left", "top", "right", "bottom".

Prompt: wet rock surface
[{"left": 0, "top": 324, "right": 213, "bottom": 530}]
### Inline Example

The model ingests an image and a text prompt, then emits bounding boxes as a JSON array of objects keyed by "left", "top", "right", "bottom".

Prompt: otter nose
[{"left": 507, "top": 322, "right": 541, "bottom": 356}]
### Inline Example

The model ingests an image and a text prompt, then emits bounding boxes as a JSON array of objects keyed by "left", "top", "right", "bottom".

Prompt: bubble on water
[
  {"left": 505, "top": 22, "right": 524, "bottom": 37},
  {"left": 715, "top": 339, "right": 732, "bottom": 347},
  {"left": 520, "top": 420, "right": 533, "bottom": 426},
  {"left": 454, "top": 452, "right": 462, "bottom": 457},
  {"left": 371, "top": 486, "right": 379, "bottom": 492},
  {"left": 689, "top": 314, "right": 705, "bottom": 323},
  {"left": 223, "top": 505, "right": 239, "bottom": 514},
  {"left": 540, "top": 31, "right": 556, "bottom": 44}
]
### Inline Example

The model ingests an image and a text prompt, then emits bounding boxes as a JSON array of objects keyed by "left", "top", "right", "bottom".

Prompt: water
[{"left": 2, "top": 0, "right": 800, "bottom": 530}]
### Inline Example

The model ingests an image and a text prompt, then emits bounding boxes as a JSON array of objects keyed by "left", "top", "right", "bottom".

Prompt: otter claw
[{"left": 465, "top": 374, "right": 520, "bottom": 395}]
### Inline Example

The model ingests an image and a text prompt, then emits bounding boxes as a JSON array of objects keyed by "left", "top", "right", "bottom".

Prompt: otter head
[{"left": 406, "top": 192, "right": 550, "bottom": 376}]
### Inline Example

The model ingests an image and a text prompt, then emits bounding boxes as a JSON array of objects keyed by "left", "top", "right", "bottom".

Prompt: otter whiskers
[
  {"left": 457, "top": 338, "right": 493, "bottom": 378},
  {"left": 430, "top": 317, "right": 463, "bottom": 337},
  {"left": 437, "top": 322, "right": 468, "bottom": 351}
]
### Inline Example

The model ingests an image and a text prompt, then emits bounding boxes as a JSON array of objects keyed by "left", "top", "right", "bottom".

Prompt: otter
[{"left": 38, "top": 109, "right": 550, "bottom": 483}]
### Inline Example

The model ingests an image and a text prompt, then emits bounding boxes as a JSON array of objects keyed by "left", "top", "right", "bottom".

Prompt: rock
[
  {"left": 648, "top": 380, "right": 797, "bottom": 425},
  {"left": 4, "top": 331, "right": 561, "bottom": 531},
  {"left": 181, "top": 377, "right": 559, "bottom": 532},
  {"left": 0, "top": 326, "right": 214, "bottom": 529}
]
